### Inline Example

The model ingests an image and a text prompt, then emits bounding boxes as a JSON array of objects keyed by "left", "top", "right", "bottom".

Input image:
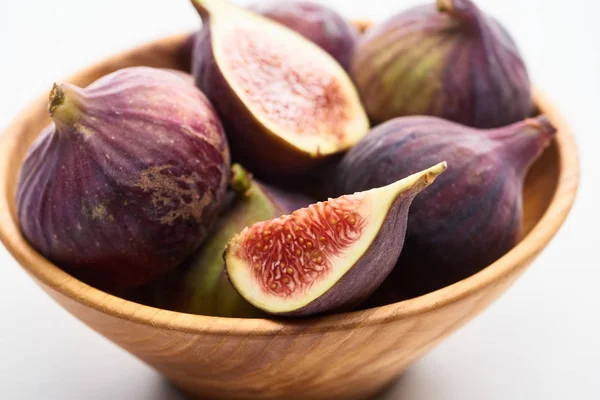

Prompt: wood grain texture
[{"left": 0, "top": 26, "right": 579, "bottom": 400}]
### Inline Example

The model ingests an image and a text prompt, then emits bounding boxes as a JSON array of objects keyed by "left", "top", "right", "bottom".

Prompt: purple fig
[
  {"left": 248, "top": 0, "right": 359, "bottom": 70},
  {"left": 225, "top": 163, "right": 446, "bottom": 317},
  {"left": 152, "top": 164, "right": 313, "bottom": 317},
  {"left": 191, "top": 0, "right": 369, "bottom": 178},
  {"left": 16, "top": 67, "right": 230, "bottom": 290},
  {"left": 335, "top": 115, "right": 556, "bottom": 300},
  {"left": 352, "top": 0, "right": 532, "bottom": 128}
]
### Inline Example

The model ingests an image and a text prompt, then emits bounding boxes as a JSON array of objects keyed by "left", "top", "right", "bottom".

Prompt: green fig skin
[
  {"left": 335, "top": 115, "right": 556, "bottom": 302},
  {"left": 152, "top": 165, "right": 313, "bottom": 318},
  {"left": 16, "top": 67, "right": 230, "bottom": 290},
  {"left": 352, "top": 0, "right": 531, "bottom": 128}
]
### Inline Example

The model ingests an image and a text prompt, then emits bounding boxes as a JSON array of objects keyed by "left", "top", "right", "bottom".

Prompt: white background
[{"left": 0, "top": 0, "right": 598, "bottom": 399}]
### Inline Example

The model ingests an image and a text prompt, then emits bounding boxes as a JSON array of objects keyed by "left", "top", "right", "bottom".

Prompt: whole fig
[
  {"left": 335, "top": 115, "right": 555, "bottom": 300},
  {"left": 352, "top": 0, "right": 531, "bottom": 128},
  {"left": 248, "top": 0, "right": 359, "bottom": 70},
  {"left": 152, "top": 164, "right": 313, "bottom": 317},
  {"left": 191, "top": 0, "right": 369, "bottom": 178},
  {"left": 17, "top": 67, "right": 230, "bottom": 290}
]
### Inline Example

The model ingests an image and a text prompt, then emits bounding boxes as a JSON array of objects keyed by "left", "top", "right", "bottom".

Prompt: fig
[
  {"left": 225, "top": 162, "right": 447, "bottom": 316},
  {"left": 16, "top": 67, "right": 230, "bottom": 290},
  {"left": 335, "top": 115, "right": 556, "bottom": 300},
  {"left": 352, "top": 0, "right": 531, "bottom": 128},
  {"left": 191, "top": 0, "right": 369, "bottom": 177},
  {"left": 153, "top": 164, "right": 313, "bottom": 317},
  {"left": 248, "top": 0, "right": 359, "bottom": 70}
]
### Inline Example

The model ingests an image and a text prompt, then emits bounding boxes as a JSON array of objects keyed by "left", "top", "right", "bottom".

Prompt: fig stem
[
  {"left": 524, "top": 115, "right": 557, "bottom": 145},
  {"left": 48, "top": 83, "right": 65, "bottom": 116},
  {"left": 48, "top": 83, "right": 82, "bottom": 127},
  {"left": 490, "top": 115, "right": 556, "bottom": 174},
  {"left": 436, "top": 0, "right": 478, "bottom": 25},
  {"left": 229, "top": 164, "right": 252, "bottom": 194}
]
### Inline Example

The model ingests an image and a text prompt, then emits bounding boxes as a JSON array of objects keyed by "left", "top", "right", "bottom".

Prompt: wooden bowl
[{"left": 0, "top": 28, "right": 579, "bottom": 400}]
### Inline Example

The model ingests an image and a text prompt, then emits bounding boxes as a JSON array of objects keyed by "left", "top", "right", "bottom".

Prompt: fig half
[
  {"left": 191, "top": 0, "right": 369, "bottom": 177},
  {"left": 225, "top": 162, "right": 447, "bottom": 316}
]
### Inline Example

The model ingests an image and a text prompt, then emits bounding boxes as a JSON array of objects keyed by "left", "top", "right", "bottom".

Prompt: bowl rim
[{"left": 0, "top": 33, "right": 580, "bottom": 337}]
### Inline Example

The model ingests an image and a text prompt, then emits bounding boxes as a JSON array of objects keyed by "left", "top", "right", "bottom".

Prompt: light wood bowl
[{"left": 0, "top": 24, "right": 579, "bottom": 400}]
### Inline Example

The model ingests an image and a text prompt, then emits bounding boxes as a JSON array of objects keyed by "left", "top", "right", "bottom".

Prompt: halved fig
[
  {"left": 225, "top": 162, "right": 447, "bottom": 316},
  {"left": 191, "top": 0, "right": 370, "bottom": 177}
]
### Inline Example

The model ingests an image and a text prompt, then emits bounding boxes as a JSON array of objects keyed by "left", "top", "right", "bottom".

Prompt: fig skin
[
  {"left": 16, "top": 67, "right": 230, "bottom": 290},
  {"left": 152, "top": 164, "right": 313, "bottom": 318},
  {"left": 352, "top": 0, "right": 532, "bottom": 128},
  {"left": 335, "top": 115, "right": 556, "bottom": 301},
  {"left": 225, "top": 163, "right": 447, "bottom": 317},
  {"left": 191, "top": 0, "right": 369, "bottom": 178},
  {"left": 248, "top": 0, "right": 359, "bottom": 70}
]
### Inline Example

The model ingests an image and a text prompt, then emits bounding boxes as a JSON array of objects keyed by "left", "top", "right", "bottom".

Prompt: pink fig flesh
[{"left": 191, "top": 0, "right": 369, "bottom": 177}]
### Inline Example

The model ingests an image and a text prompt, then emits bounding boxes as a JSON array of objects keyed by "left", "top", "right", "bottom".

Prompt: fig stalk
[
  {"left": 436, "top": 0, "right": 478, "bottom": 23},
  {"left": 48, "top": 83, "right": 83, "bottom": 127}
]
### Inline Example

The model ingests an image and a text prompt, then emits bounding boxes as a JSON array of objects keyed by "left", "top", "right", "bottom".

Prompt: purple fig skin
[
  {"left": 16, "top": 67, "right": 230, "bottom": 290},
  {"left": 247, "top": 1, "right": 359, "bottom": 71},
  {"left": 335, "top": 115, "right": 555, "bottom": 300},
  {"left": 352, "top": 0, "right": 532, "bottom": 128}
]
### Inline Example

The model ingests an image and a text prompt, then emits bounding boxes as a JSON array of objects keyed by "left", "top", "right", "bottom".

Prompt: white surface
[{"left": 0, "top": 0, "right": 598, "bottom": 399}]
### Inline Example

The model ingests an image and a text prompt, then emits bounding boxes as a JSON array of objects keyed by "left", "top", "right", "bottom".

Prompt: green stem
[
  {"left": 229, "top": 164, "right": 253, "bottom": 194},
  {"left": 48, "top": 83, "right": 65, "bottom": 116},
  {"left": 48, "top": 83, "right": 82, "bottom": 127}
]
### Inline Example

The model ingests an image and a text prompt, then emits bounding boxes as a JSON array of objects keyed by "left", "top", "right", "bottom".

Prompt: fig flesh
[
  {"left": 153, "top": 164, "right": 313, "bottom": 317},
  {"left": 225, "top": 163, "right": 447, "bottom": 316},
  {"left": 335, "top": 115, "right": 556, "bottom": 300},
  {"left": 352, "top": 0, "right": 531, "bottom": 128},
  {"left": 248, "top": 0, "right": 359, "bottom": 70},
  {"left": 191, "top": 0, "right": 369, "bottom": 177},
  {"left": 17, "top": 67, "right": 230, "bottom": 290}
]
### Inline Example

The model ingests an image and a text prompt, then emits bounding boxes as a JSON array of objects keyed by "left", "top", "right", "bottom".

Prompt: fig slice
[
  {"left": 191, "top": 0, "right": 370, "bottom": 177},
  {"left": 225, "top": 162, "right": 447, "bottom": 316}
]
